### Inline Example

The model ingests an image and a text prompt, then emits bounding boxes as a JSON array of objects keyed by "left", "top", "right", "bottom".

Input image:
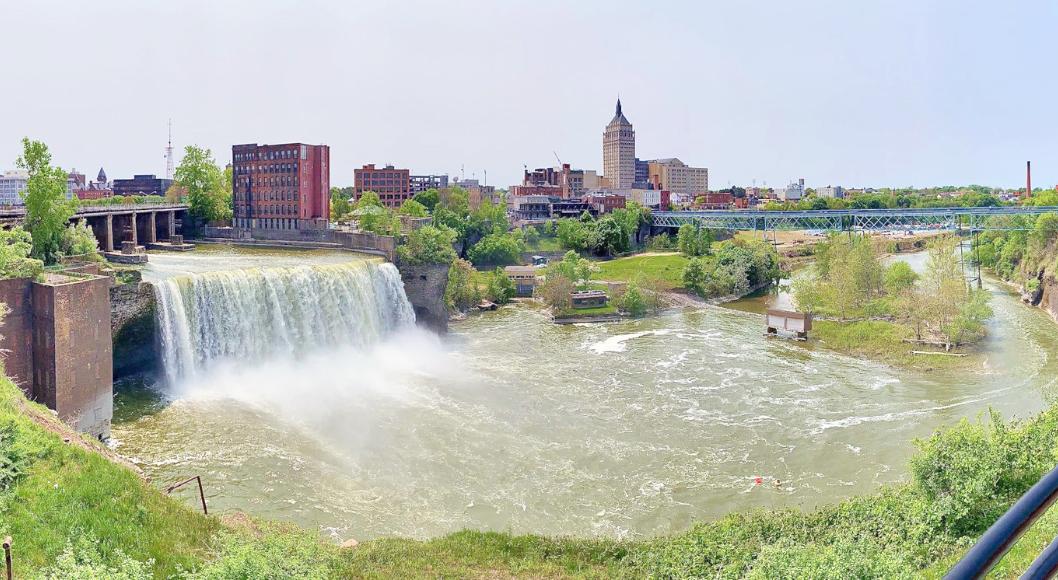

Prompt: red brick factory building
[{"left": 232, "top": 143, "right": 330, "bottom": 236}]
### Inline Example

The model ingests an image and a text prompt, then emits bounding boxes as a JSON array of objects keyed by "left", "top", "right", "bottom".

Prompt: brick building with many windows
[
  {"left": 354, "top": 164, "right": 410, "bottom": 208},
  {"left": 232, "top": 143, "right": 330, "bottom": 234}
]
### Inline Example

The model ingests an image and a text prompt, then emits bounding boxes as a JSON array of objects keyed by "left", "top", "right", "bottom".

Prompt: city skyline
[{"left": 1, "top": 0, "right": 1055, "bottom": 191}]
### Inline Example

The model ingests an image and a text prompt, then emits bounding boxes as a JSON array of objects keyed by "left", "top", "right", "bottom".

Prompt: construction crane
[{"left": 553, "top": 151, "right": 562, "bottom": 167}]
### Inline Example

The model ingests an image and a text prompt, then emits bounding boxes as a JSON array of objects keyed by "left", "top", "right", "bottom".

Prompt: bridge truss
[{"left": 651, "top": 206, "right": 1058, "bottom": 233}]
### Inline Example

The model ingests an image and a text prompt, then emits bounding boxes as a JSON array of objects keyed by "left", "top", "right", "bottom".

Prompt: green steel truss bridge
[{"left": 650, "top": 206, "right": 1058, "bottom": 232}]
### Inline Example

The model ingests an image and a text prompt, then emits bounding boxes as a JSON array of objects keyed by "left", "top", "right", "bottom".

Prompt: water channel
[{"left": 111, "top": 244, "right": 1058, "bottom": 541}]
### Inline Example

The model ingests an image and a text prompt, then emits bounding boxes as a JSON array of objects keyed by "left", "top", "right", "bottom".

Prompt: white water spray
[{"left": 152, "top": 260, "right": 415, "bottom": 385}]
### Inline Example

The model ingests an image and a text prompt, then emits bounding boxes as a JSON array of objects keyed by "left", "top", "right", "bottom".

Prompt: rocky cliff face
[
  {"left": 110, "top": 276, "right": 158, "bottom": 377},
  {"left": 1037, "top": 273, "right": 1058, "bottom": 323},
  {"left": 396, "top": 262, "right": 450, "bottom": 333}
]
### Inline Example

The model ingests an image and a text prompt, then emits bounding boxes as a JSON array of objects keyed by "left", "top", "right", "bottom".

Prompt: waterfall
[{"left": 152, "top": 260, "right": 415, "bottom": 385}]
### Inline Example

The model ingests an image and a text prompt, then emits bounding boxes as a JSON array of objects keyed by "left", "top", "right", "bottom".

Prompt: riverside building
[{"left": 232, "top": 143, "right": 330, "bottom": 236}]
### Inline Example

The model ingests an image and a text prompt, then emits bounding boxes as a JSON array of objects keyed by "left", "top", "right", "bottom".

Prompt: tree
[
  {"left": 884, "top": 261, "right": 919, "bottom": 295},
  {"left": 557, "top": 219, "right": 591, "bottom": 252},
  {"left": 61, "top": 219, "right": 101, "bottom": 260},
  {"left": 17, "top": 138, "right": 75, "bottom": 264},
  {"left": 677, "top": 224, "right": 712, "bottom": 257},
  {"left": 682, "top": 258, "right": 708, "bottom": 296},
  {"left": 466, "top": 232, "right": 524, "bottom": 266},
  {"left": 356, "top": 190, "right": 383, "bottom": 209},
  {"left": 0, "top": 226, "right": 44, "bottom": 279},
  {"left": 444, "top": 258, "right": 480, "bottom": 312},
  {"left": 592, "top": 216, "right": 626, "bottom": 256},
  {"left": 549, "top": 251, "right": 595, "bottom": 284},
  {"left": 397, "top": 225, "right": 457, "bottom": 265},
  {"left": 353, "top": 205, "right": 398, "bottom": 236},
  {"left": 917, "top": 236, "right": 991, "bottom": 349},
  {"left": 538, "top": 272, "right": 574, "bottom": 311},
  {"left": 439, "top": 186, "right": 469, "bottom": 216},
  {"left": 413, "top": 188, "right": 440, "bottom": 212},
  {"left": 619, "top": 281, "right": 647, "bottom": 317},
  {"left": 398, "top": 198, "right": 429, "bottom": 218},
  {"left": 330, "top": 187, "right": 353, "bottom": 220},
  {"left": 175, "top": 145, "right": 228, "bottom": 222},
  {"left": 486, "top": 268, "right": 516, "bottom": 304}
]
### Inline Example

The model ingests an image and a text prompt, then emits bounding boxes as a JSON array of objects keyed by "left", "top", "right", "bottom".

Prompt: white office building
[{"left": 0, "top": 170, "right": 28, "bottom": 206}]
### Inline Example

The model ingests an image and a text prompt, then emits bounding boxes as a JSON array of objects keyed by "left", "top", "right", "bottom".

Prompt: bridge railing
[
  {"left": 74, "top": 203, "right": 189, "bottom": 214},
  {"left": 651, "top": 206, "right": 1058, "bottom": 232},
  {"left": 946, "top": 463, "right": 1058, "bottom": 579}
]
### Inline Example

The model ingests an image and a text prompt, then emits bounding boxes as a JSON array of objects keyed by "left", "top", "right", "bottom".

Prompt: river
[{"left": 110, "top": 245, "right": 1058, "bottom": 541}]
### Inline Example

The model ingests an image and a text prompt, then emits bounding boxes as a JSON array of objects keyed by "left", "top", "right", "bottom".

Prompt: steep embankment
[{"left": 0, "top": 376, "right": 216, "bottom": 577}]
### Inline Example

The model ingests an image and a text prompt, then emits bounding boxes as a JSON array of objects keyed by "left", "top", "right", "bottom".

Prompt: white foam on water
[{"left": 588, "top": 329, "right": 673, "bottom": 354}]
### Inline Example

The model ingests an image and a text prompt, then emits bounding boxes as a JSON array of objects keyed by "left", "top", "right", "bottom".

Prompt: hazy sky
[{"left": 2, "top": 0, "right": 1055, "bottom": 190}]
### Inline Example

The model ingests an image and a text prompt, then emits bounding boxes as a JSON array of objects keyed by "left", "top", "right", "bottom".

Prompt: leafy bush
[
  {"left": 444, "top": 258, "right": 480, "bottom": 312},
  {"left": 618, "top": 281, "right": 646, "bottom": 317},
  {"left": 467, "top": 232, "right": 524, "bottom": 266},
  {"left": 397, "top": 225, "right": 457, "bottom": 265},
  {"left": 188, "top": 527, "right": 342, "bottom": 579},
  {"left": 485, "top": 268, "right": 516, "bottom": 305},
  {"left": 38, "top": 536, "right": 153, "bottom": 580},
  {"left": 0, "top": 226, "right": 44, "bottom": 280},
  {"left": 61, "top": 219, "right": 101, "bottom": 260}
]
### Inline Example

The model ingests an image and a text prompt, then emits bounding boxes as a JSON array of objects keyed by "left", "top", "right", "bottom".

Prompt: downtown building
[
  {"left": 112, "top": 174, "right": 173, "bottom": 197},
  {"left": 354, "top": 164, "right": 410, "bottom": 208},
  {"left": 232, "top": 143, "right": 330, "bottom": 237}
]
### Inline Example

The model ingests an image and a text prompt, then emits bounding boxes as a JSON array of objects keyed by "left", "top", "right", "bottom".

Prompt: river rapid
[{"left": 111, "top": 245, "right": 1058, "bottom": 541}]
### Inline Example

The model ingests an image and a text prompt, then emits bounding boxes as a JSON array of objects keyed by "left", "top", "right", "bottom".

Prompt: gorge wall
[
  {"left": 396, "top": 262, "right": 450, "bottom": 333},
  {"left": 110, "top": 273, "right": 158, "bottom": 378}
]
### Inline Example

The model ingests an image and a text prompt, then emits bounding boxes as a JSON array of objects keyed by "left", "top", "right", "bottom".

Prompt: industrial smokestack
[{"left": 1027, "top": 161, "right": 1032, "bottom": 198}]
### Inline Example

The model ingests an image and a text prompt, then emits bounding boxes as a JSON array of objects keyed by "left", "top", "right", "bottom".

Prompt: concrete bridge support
[
  {"left": 145, "top": 211, "right": 157, "bottom": 244},
  {"left": 105, "top": 214, "right": 114, "bottom": 252}
]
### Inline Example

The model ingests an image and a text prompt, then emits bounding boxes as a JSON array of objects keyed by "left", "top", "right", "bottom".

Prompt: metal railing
[
  {"left": 946, "top": 464, "right": 1058, "bottom": 579},
  {"left": 651, "top": 206, "right": 1058, "bottom": 232},
  {"left": 165, "top": 475, "right": 209, "bottom": 515}
]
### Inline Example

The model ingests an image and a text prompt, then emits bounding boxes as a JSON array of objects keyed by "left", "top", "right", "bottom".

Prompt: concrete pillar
[
  {"left": 169, "top": 210, "right": 176, "bottom": 239},
  {"left": 147, "top": 211, "right": 157, "bottom": 244},
  {"left": 130, "top": 213, "right": 138, "bottom": 246},
  {"left": 105, "top": 214, "right": 114, "bottom": 252}
]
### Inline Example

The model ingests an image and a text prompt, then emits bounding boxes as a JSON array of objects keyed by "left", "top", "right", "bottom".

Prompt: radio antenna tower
[{"left": 164, "top": 119, "right": 174, "bottom": 180}]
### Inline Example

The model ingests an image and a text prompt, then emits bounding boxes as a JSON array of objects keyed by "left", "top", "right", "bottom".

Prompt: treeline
[
  {"left": 761, "top": 190, "right": 1004, "bottom": 211},
  {"left": 793, "top": 234, "right": 991, "bottom": 349},
  {"left": 972, "top": 191, "right": 1058, "bottom": 292}
]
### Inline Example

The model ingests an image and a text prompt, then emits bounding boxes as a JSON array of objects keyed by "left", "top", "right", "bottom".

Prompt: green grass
[
  {"left": 0, "top": 376, "right": 219, "bottom": 577},
  {"left": 526, "top": 236, "right": 564, "bottom": 253},
  {"left": 811, "top": 320, "right": 978, "bottom": 371},
  {"left": 556, "top": 304, "right": 620, "bottom": 317},
  {"left": 592, "top": 252, "right": 690, "bottom": 289}
]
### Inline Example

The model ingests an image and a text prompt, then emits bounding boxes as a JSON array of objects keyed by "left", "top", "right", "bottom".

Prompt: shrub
[
  {"left": 467, "top": 232, "right": 525, "bottom": 267},
  {"left": 0, "top": 226, "right": 44, "bottom": 280},
  {"left": 39, "top": 536, "right": 153, "bottom": 580},
  {"left": 397, "top": 225, "right": 457, "bottom": 265},
  {"left": 618, "top": 282, "right": 647, "bottom": 317},
  {"left": 61, "top": 219, "right": 101, "bottom": 260},
  {"left": 485, "top": 268, "right": 516, "bottom": 305},
  {"left": 444, "top": 258, "right": 480, "bottom": 312}
]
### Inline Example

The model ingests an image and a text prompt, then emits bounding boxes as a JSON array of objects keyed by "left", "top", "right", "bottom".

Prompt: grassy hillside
[
  {"left": 4, "top": 369, "right": 1058, "bottom": 577},
  {"left": 592, "top": 253, "right": 690, "bottom": 288}
]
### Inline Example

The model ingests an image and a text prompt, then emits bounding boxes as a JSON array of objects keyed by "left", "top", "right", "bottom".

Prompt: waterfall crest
[{"left": 152, "top": 260, "right": 415, "bottom": 384}]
